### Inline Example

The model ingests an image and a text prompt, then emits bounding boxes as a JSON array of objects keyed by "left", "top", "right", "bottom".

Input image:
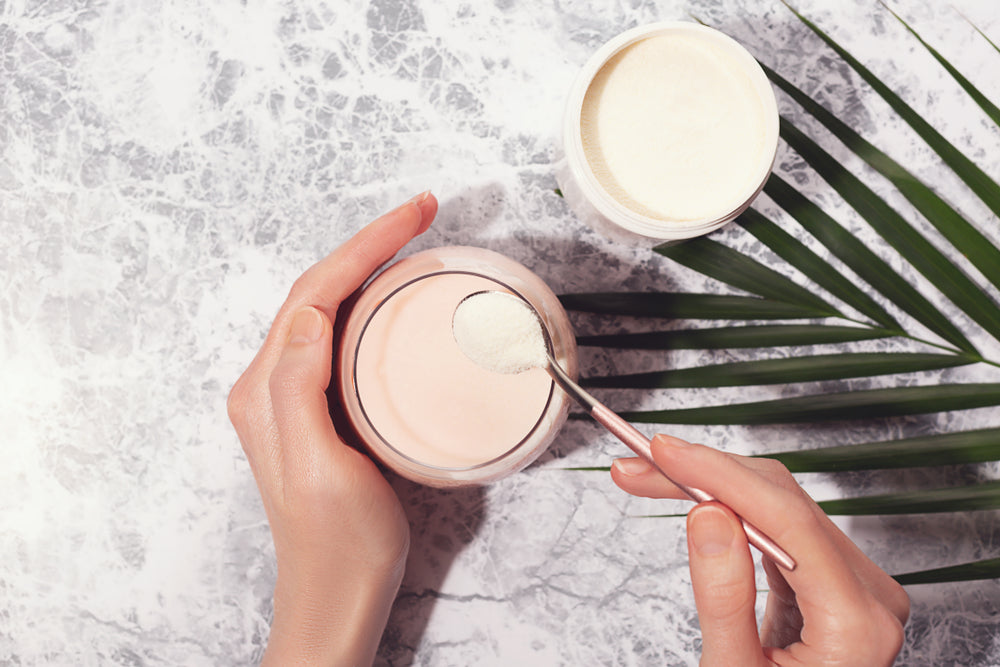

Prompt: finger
[
  {"left": 233, "top": 193, "right": 435, "bottom": 489},
  {"left": 652, "top": 437, "right": 909, "bottom": 661},
  {"left": 759, "top": 556, "right": 803, "bottom": 649},
  {"left": 228, "top": 371, "right": 279, "bottom": 486},
  {"left": 630, "top": 444, "right": 907, "bottom": 624},
  {"left": 253, "top": 192, "right": 438, "bottom": 377},
  {"left": 268, "top": 306, "right": 342, "bottom": 486},
  {"left": 648, "top": 436, "right": 870, "bottom": 612},
  {"left": 610, "top": 439, "right": 794, "bottom": 501},
  {"left": 687, "top": 503, "right": 768, "bottom": 667},
  {"left": 610, "top": 456, "right": 688, "bottom": 500},
  {"left": 808, "top": 513, "right": 911, "bottom": 625},
  {"left": 287, "top": 191, "right": 438, "bottom": 322}
]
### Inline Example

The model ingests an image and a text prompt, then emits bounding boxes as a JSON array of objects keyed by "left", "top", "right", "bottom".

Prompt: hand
[
  {"left": 611, "top": 435, "right": 910, "bottom": 666},
  {"left": 227, "top": 192, "right": 437, "bottom": 666}
]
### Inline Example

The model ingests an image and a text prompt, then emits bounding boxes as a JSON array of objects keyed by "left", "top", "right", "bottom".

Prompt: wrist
[{"left": 261, "top": 559, "right": 406, "bottom": 667}]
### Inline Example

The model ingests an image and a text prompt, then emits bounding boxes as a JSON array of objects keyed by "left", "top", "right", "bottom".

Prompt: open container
[
  {"left": 337, "top": 246, "right": 578, "bottom": 488},
  {"left": 557, "top": 21, "right": 779, "bottom": 242}
]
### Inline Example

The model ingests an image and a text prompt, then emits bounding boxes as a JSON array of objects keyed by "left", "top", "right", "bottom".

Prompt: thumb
[
  {"left": 269, "top": 306, "right": 340, "bottom": 480},
  {"left": 687, "top": 502, "right": 768, "bottom": 667}
]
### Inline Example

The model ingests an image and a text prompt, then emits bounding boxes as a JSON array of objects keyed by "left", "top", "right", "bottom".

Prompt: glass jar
[
  {"left": 336, "top": 246, "right": 577, "bottom": 487},
  {"left": 557, "top": 21, "right": 779, "bottom": 242}
]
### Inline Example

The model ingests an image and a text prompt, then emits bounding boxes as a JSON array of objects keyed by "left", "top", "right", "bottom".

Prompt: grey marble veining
[{"left": 2, "top": 0, "right": 1000, "bottom": 665}]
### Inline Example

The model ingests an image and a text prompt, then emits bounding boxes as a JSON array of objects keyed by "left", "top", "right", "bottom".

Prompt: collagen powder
[
  {"left": 580, "top": 32, "right": 770, "bottom": 223},
  {"left": 452, "top": 291, "right": 548, "bottom": 374}
]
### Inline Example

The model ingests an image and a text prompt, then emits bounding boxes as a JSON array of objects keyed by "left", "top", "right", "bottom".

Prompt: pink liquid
[
  {"left": 338, "top": 246, "right": 577, "bottom": 487},
  {"left": 355, "top": 273, "right": 552, "bottom": 468}
]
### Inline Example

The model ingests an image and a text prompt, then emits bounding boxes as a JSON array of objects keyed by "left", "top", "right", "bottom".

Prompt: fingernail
[
  {"left": 654, "top": 434, "right": 692, "bottom": 448},
  {"left": 408, "top": 189, "right": 431, "bottom": 204},
  {"left": 388, "top": 191, "right": 431, "bottom": 217},
  {"left": 393, "top": 191, "right": 430, "bottom": 212},
  {"left": 612, "top": 458, "right": 651, "bottom": 476},
  {"left": 690, "top": 505, "right": 734, "bottom": 557},
  {"left": 287, "top": 307, "right": 324, "bottom": 345}
]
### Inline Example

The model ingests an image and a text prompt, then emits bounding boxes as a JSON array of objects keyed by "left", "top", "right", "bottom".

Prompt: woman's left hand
[{"left": 227, "top": 192, "right": 437, "bottom": 666}]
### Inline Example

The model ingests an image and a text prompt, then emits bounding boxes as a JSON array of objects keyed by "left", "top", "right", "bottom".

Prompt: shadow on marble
[
  {"left": 434, "top": 182, "right": 508, "bottom": 240},
  {"left": 324, "top": 308, "right": 488, "bottom": 662},
  {"left": 379, "top": 477, "right": 487, "bottom": 664}
]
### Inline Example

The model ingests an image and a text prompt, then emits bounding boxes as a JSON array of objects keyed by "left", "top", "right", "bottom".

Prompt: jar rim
[
  {"left": 561, "top": 21, "right": 779, "bottom": 240},
  {"left": 348, "top": 269, "right": 557, "bottom": 474}
]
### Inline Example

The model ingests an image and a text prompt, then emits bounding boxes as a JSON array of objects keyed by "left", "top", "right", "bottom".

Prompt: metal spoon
[{"left": 454, "top": 290, "right": 796, "bottom": 570}]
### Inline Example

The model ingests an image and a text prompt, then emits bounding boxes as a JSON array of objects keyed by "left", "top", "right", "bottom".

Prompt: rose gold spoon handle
[{"left": 547, "top": 355, "right": 796, "bottom": 571}]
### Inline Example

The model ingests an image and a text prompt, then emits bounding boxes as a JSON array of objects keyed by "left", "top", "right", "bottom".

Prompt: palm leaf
[
  {"left": 581, "top": 352, "right": 971, "bottom": 389},
  {"left": 764, "top": 174, "right": 975, "bottom": 354},
  {"left": 576, "top": 324, "right": 892, "bottom": 350},
  {"left": 608, "top": 384, "right": 1000, "bottom": 425},
  {"left": 653, "top": 237, "right": 841, "bottom": 317},
  {"left": 957, "top": 10, "right": 1000, "bottom": 57},
  {"left": 736, "top": 208, "right": 899, "bottom": 330},
  {"left": 880, "top": 2, "right": 1000, "bottom": 130},
  {"left": 558, "top": 292, "right": 829, "bottom": 320},
  {"left": 780, "top": 116, "right": 1000, "bottom": 349},
  {"left": 564, "top": 428, "right": 1000, "bottom": 473},
  {"left": 784, "top": 0, "right": 1000, "bottom": 219},
  {"left": 758, "top": 428, "right": 1000, "bottom": 471},
  {"left": 761, "top": 64, "right": 1000, "bottom": 291},
  {"left": 564, "top": 5, "right": 1000, "bottom": 583},
  {"left": 817, "top": 481, "right": 1000, "bottom": 515},
  {"left": 893, "top": 557, "right": 1000, "bottom": 585}
]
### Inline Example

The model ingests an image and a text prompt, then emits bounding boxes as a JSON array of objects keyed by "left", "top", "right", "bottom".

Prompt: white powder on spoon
[{"left": 453, "top": 291, "right": 548, "bottom": 374}]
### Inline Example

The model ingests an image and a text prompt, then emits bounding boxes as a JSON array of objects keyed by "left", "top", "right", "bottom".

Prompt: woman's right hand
[{"left": 611, "top": 435, "right": 910, "bottom": 666}]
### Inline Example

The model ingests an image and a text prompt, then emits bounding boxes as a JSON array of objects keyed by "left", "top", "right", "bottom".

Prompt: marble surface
[{"left": 3, "top": 0, "right": 1000, "bottom": 664}]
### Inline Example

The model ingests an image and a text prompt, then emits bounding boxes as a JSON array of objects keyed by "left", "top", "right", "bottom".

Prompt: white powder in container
[
  {"left": 453, "top": 291, "right": 548, "bottom": 374},
  {"left": 580, "top": 32, "right": 769, "bottom": 223},
  {"left": 558, "top": 22, "right": 779, "bottom": 241}
]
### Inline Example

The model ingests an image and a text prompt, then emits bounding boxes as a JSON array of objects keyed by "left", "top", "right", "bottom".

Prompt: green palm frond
[
  {"left": 653, "top": 236, "right": 841, "bottom": 317},
  {"left": 564, "top": 428, "right": 1000, "bottom": 471},
  {"left": 576, "top": 323, "right": 891, "bottom": 349},
  {"left": 604, "top": 384, "right": 1000, "bottom": 425},
  {"left": 559, "top": 292, "right": 829, "bottom": 320},
  {"left": 735, "top": 208, "right": 899, "bottom": 330},
  {"left": 761, "top": 427, "right": 1000, "bottom": 472},
  {"left": 762, "top": 174, "right": 968, "bottom": 351},
  {"left": 581, "top": 353, "right": 972, "bottom": 389},
  {"left": 561, "top": 4, "right": 1000, "bottom": 584},
  {"left": 893, "top": 557, "right": 1000, "bottom": 585},
  {"left": 816, "top": 481, "right": 1000, "bottom": 516},
  {"left": 763, "top": 61, "right": 1000, "bottom": 290},
  {"left": 778, "top": 117, "right": 1000, "bottom": 349},
  {"left": 637, "top": 482, "right": 1000, "bottom": 517},
  {"left": 958, "top": 11, "right": 1000, "bottom": 58},
  {"left": 895, "top": 19, "right": 1000, "bottom": 128},
  {"left": 782, "top": 1, "right": 1000, "bottom": 218}
]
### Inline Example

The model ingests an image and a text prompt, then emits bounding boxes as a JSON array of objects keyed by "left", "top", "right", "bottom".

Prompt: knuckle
[
  {"left": 697, "top": 575, "right": 755, "bottom": 624},
  {"left": 268, "top": 359, "right": 311, "bottom": 406},
  {"left": 871, "top": 601, "right": 906, "bottom": 662},
  {"left": 779, "top": 490, "right": 821, "bottom": 527},
  {"left": 832, "top": 595, "right": 905, "bottom": 664},
  {"left": 227, "top": 374, "right": 263, "bottom": 462},
  {"left": 287, "top": 271, "right": 317, "bottom": 304},
  {"left": 887, "top": 580, "right": 911, "bottom": 625},
  {"left": 226, "top": 375, "right": 250, "bottom": 427},
  {"left": 758, "top": 457, "right": 791, "bottom": 476},
  {"left": 757, "top": 457, "right": 801, "bottom": 491}
]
